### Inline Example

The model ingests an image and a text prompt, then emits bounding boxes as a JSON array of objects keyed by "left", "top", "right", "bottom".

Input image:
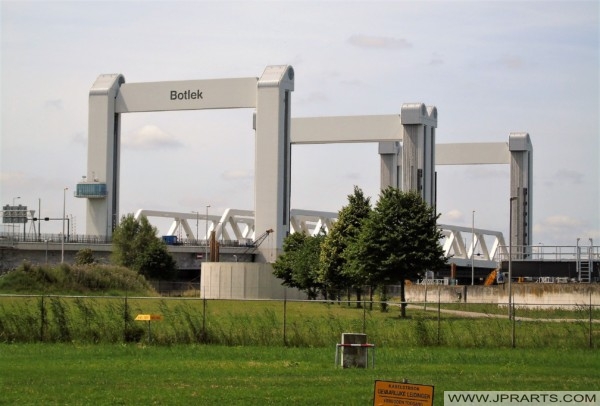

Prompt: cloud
[
  {"left": 496, "top": 55, "right": 526, "bottom": 70},
  {"left": 70, "top": 132, "right": 86, "bottom": 146},
  {"left": 122, "top": 125, "right": 184, "bottom": 150},
  {"left": 340, "top": 79, "right": 363, "bottom": 86},
  {"left": 540, "top": 215, "right": 583, "bottom": 228},
  {"left": 533, "top": 215, "right": 598, "bottom": 244},
  {"left": 347, "top": 35, "right": 412, "bottom": 50},
  {"left": 0, "top": 171, "right": 28, "bottom": 188},
  {"left": 469, "top": 166, "right": 510, "bottom": 180},
  {"left": 429, "top": 53, "right": 444, "bottom": 66},
  {"left": 301, "top": 92, "right": 329, "bottom": 103},
  {"left": 554, "top": 169, "right": 584, "bottom": 185},
  {"left": 440, "top": 209, "right": 464, "bottom": 223},
  {"left": 221, "top": 169, "right": 253, "bottom": 181},
  {"left": 44, "top": 99, "right": 63, "bottom": 110}
]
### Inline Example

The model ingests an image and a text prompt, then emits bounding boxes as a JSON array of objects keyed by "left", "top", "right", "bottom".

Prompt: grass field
[
  {"left": 1, "top": 344, "right": 598, "bottom": 405},
  {"left": 1, "top": 295, "right": 598, "bottom": 349}
]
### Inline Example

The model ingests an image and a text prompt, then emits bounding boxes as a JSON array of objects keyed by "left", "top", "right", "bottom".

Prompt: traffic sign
[
  {"left": 135, "top": 314, "right": 163, "bottom": 321},
  {"left": 373, "top": 380, "right": 434, "bottom": 406}
]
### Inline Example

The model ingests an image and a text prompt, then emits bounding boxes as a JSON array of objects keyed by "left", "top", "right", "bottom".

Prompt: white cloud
[
  {"left": 429, "top": 53, "right": 444, "bottom": 66},
  {"left": 554, "top": 169, "right": 584, "bottom": 185},
  {"left": 347, "top": 35, "right": 412, "bottom": 50},
  {"left": 533, "top": 215, "right": 598, "bottom": 244},
  {"left": 300, "top": 92, "right": 329, "bottom": 104},
  {"left": 541, "top": 215, "right": 582, "bottom": 228},
  {"left": 221, "top": 170, "right": 253, "bottom": 181},
  {"left": 440, "top": 209, "right": 463, "bottom": 223},
  {"left": 44, "top": 99, "right": 63, "bottom": 110},
  {"left": 70, "top": 132, "right": 86, "bottom": 146},
  {"left": 122, "top": 125, "right": 184, "bottom": 150},
  {"left": 496, "top": 55, "right": 526, "bottom": 70}
]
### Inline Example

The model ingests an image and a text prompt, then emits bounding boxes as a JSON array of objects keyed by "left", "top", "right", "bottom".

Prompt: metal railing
[{"left": 495, "top": 245, "right": 600, "bottom": 262}]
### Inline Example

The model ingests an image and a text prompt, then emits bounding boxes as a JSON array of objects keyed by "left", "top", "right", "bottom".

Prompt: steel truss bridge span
[{"left": 134, "top": 209, "right": 505, "bottom": 269}]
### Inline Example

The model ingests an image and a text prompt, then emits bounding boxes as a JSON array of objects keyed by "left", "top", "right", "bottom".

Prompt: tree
[
  {"left": 111, "top": 215, "right": 142, "bottom": 269},
  {"left": 347, "top": 187, "right": 446, "bottom": 317},
  {"left": 111, "top": 214, "right": 177, "bottom": 280},
  {"left": 135, "top": 239, "right": 178, "bottom": 280},
  {"left": 74, "top": 248, "right": 95, "bottom": 265},
  {"left": 319, "top": 186, "right": 371, "bottom": 302},
  {"left": 272, "top": 231, "right": 325, "bottom": 299}
]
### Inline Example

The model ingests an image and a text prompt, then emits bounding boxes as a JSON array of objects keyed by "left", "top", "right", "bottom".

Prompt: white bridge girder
[
  {"left": 137, "top": 208, "right": 503, "bottom": 269},
  {"left": 438, "top": 223, "right": 506, "bottom": 268},
  {"left": 135, "top": 208, "right": 335, "bottom": 242}
]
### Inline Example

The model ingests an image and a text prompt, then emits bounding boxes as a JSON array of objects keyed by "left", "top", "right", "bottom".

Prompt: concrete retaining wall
[{"left": 401, "top": 284, "right": 600, "bottom": 308}]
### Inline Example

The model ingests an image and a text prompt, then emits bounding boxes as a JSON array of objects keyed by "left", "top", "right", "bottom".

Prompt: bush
[{"left": 0, "top": 263, "right": 157, "bottom": 295}]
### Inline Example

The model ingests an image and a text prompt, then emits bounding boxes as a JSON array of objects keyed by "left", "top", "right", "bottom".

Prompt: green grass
[
  {"left": 1, "top": 344, "right": 598, "bottom": 405},
  {"left": 0, "top": 262, "right": 156, "bottom": 296},
  {"left": 1, "top": 296, "right": 598, "bottom": 349},
  {"left": 436, "top": 302, "right": 600, "bottom": 319}
]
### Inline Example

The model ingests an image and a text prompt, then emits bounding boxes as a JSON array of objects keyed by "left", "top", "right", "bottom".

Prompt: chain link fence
[{"left": 0, "top": 293, "right": 598, "bottom": 348}]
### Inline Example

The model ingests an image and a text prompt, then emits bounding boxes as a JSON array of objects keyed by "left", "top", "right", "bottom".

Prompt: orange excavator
[{"left": 484, "top": 268, "right": 499, "bottom": 286}]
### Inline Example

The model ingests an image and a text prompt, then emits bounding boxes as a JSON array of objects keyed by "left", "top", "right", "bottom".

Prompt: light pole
[
  {"left": 205, "top": 205, "right": 211, "bottom": 262},
  {"left": 191, "top": 211, "right": 199, "bottom": 243},
  {"left": 61, "top": 187, "right": 68, "bottom": 263},
  {"left": 508, "top": 196, "right": 517, "bottom": 320},
  {"left": 577, "top": 237, "right": 581, "bottom": 282},
  {"left": 471, "top": 210, "right": 475, "bottom": 286},
  {"left": 12, "top": 196, "right": 20, "bottom": 240}
]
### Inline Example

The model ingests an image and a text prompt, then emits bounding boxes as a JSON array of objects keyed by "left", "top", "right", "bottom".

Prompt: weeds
[{"left": 0, "top": 295, "right": 597, "bottom": 349}]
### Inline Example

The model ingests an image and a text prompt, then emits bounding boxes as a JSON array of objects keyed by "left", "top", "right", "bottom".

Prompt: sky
[{"left": 1, "top": 0, "right": 598, "bottom": 248}]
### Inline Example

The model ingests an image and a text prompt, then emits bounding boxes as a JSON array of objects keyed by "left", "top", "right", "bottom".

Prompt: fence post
[
  {"left": 123, "top": 293, "right": 128, "bottom": 342},
  {"left": 39, "top": 295, "right": 45, "bottom": 342},
  {"left": 590, "top": 291, "right": 593, "bottom": 349},
  {"left": 202, "top": 286, "right": 207, "bottom": 342},
  {"left": 437, "top": 288, "right": 441, "bottom": 345},
  {"left": 283, "top": 288, "right": 288, "bottom": 346},
  {"left": 511, "top": 301, "right": 516, "bottom": 348},
  {"left": 363, "top": 299, "right": 366, "bottom": 334}
]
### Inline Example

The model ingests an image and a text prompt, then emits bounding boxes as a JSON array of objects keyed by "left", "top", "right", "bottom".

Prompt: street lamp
[
  {"left": 191, "top": 211, "right": 199, "bottom": 243},
  {"left": 205, "top": 205, "right": 211, "bottom": 262},
  {"left": 471, "top": 210, "right": 475, "bottom": 286},
  {"left": 61, "top": 187, "right": 68, "bottom": 263},
  {"left": 537, "top": 242, "right": 544, "bottom": 260},
  {"left": 12, "top": 196, "right": 20, "bottom": 240}
]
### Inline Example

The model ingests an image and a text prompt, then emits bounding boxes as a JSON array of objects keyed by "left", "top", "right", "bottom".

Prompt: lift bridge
[{"left": 135, "top": 208, "right": 504, "bottom": 270}]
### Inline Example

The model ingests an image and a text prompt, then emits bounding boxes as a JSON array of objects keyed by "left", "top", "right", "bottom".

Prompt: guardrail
[{"left": 495, "top": 245, "right": 600, "bottom": 262}]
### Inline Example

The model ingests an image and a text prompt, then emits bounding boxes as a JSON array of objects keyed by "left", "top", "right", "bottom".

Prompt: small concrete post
[{"left": 341, "top": 333, "right": 367, "bottom": 368}]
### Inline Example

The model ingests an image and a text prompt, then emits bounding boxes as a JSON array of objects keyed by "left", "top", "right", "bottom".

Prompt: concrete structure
[
  {"left": 401, "top": 284, "right": 600, "bottom": 310},
  {"left": 80, "top": 67, "right": 443, "bottom": 263},
  {"left": 436, "top": 133, "right": 533, "bottom": 253},
  {"left": 291, "top": 103, "right": 438, "bottom": 207},
  {"left": 80, "top": 66, "right": 532, "bottom": 271},
  {"left": 200, "top": 262, "right": 306, "bottom": 300},
  {"left": 80, "top": 66, "right": 294, "bottom": 262}
]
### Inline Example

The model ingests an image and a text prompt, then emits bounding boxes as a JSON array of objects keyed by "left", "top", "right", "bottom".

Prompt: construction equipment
[
  {"left": 253, "top": 229, "right": 274, "bottom": 248},
  {"left": 241, "top": 229, "right": 274, "bottom": 261},
  {"left": 484, "top": 269, "right": 498, "bottom": 286}
]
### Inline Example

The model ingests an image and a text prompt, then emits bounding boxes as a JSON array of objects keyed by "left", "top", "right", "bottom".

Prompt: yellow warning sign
[
  {"left": 135, "top": 314, "right": 163, "bottom": 321},
  {"left": 373, "top": 380, "right": 434, "bottom": 406}
]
